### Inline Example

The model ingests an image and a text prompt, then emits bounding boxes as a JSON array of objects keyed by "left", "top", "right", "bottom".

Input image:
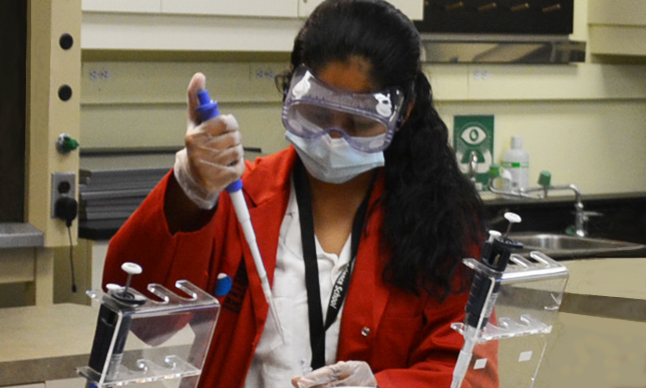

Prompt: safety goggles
[{"left": 281, "top": 65, "right": 405, "bottom": 153}]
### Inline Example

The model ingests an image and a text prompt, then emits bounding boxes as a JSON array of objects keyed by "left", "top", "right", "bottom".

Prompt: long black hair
[{"left": 282, "top": 0, "right": 485, "bottom": 299}]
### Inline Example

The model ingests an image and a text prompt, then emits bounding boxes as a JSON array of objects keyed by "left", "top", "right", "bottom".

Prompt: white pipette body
[
  {"left": 196, "top": 89, "right": 284, "bottom": 340},
  {"left": 229, "top": 190, "right": 271, "bottom": 300}
]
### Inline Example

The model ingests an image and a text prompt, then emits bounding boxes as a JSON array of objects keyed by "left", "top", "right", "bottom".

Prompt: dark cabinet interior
[
  {"left": 0, "top": 1, "right": 27, "bottom": 222},
  {"left": 485, "top": 194, "right": 646, "bottom": 247},
  {"left": 415, "top": 0, "right": 574, "bottom": 35}
]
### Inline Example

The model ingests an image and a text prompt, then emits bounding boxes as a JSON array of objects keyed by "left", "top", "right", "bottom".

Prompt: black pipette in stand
[
  {"left": 451, "top": 213, "right": 524, "bottom": 388},
  {"left": 87, "top": 262, "right": 146, "bottom": 382}
]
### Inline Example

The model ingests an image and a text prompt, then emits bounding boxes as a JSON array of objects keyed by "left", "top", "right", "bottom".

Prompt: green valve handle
[
  {"left": 538, "top": 170, "right": 551, "bottom": 187},
  {"left": 56, "top": 133, "right": 79, "bottom": 154},
  {"left": 489, "top": 163, "right": 501, "bottom": 179}
]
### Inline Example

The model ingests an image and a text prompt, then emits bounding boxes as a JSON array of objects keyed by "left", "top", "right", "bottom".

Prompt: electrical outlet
[{"left": 51, "top": 172, "right": 76, "bottom": 218}]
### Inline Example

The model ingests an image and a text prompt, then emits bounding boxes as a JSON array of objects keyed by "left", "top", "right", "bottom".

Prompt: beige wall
[
  {"left": 77, "top": 0, "right": 646, "bottom": 197},
  {"left": 79, "top": 60, "right": 646, "bottom": 196},
  {"left": 438, "top": 98, "right": 646, "bottom": 195},
  {"left": 80, "top": 61, "right": 288, "bottom": 157}
]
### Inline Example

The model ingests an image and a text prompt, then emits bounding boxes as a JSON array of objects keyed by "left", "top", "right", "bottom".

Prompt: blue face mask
[{"left": 285, "top": 131, "right": 385, "bottom": 184}]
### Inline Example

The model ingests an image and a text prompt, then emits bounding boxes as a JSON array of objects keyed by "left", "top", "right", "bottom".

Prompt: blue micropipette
[{"left": 195, "top": 90, "right": 283, "bottom": 339}]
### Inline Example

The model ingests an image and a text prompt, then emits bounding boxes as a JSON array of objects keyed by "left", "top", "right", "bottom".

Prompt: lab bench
[
  {"left": 0, "top": 304, "right": 94, "bottom": 387},
  {"left": 2, "top": 258, "right": 646, "bottom": 388},
  {"left": 533, "top": 258, "right": 646, "bottom": 388},
  {"left": 0, "top": 301, "right": 195, "bottom": 388}
]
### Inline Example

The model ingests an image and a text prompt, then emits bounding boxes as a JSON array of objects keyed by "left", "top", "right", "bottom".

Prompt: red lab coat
[{"left": 103, "top": 146, "right": 498, "bottom": 388}]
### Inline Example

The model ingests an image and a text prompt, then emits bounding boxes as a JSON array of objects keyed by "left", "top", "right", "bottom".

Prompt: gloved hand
[
  {"left": 173, "top": 73, "right": 244, "bottom": 209},
  {"left": 291, "top": 361, "right": 378, "bottom": 388}
]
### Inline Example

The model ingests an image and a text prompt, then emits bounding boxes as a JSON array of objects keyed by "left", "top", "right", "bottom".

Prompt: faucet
[
  {"left": 553, "top": 184, "right": 588, "bottom": 237},
  {"left": 488, "top": 165, "right": 597, "bottom": 237}
]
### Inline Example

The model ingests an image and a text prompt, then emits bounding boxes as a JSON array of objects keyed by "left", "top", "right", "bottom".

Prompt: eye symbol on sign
[{"left": 461, "top": 126, "right": 487, "bottom": 146}]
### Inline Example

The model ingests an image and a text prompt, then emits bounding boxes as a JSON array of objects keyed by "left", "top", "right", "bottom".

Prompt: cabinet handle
[
  {"left": 444, "top": 2, "right": 464, "bottom": 11},
  {"left": 510, "top": 3, "right": 530, "bottom": 12},
  {"left": 542, "top": 4, "right": 562, "bottom": 13},
  {"left": 478, "top": 3, "right": 498, "bottom": 12}
]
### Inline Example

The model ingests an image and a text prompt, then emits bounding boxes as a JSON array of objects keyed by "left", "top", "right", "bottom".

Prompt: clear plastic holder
[
  {"left": 452, "top": 251, "right": 569, "bottom": 388},
  {"left": 77, "top": 280, "right": 220, "bottom": 388}
]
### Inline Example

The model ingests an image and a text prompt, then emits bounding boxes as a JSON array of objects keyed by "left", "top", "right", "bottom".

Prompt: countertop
[
  {"left": 0, "top": 222, "right": 44, "bottom": 248},
  {"left": 536, "top": 257, "right": 646, "bottom": 388},
  {"left": 0, "top": 302, "right": 199, "bottom": 386},
  {"left": 0, "top": 303, "right": 97, "bottom": 386},
  {"left": 557, "top": 258, "right": 646, "bottom": 323},
  {"left": 2, "top": 258, "right": 646, "bottom": 387},
  {"left": 563, "top": 258, "right": 646, "bottom": 300}
]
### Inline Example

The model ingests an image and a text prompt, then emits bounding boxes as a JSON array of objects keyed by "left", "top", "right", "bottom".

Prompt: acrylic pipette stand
[
  {"left": 452, "top": 250, "right": 569, "bottom": 388},
  {"left": 78, "top": 279, "right": 220, "bottom": 388}
]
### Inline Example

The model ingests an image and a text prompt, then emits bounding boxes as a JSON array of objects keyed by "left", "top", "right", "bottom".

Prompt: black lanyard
[{"left": 293, "top": 159, "right": 374, "bottom": 370}]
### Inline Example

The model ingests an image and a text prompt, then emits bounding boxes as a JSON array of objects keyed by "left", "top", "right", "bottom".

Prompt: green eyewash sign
[{"left": 453, "top": 115, "right": 494, "bottom": 191}]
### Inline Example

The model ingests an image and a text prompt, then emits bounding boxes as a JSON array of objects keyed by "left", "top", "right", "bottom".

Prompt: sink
[{"left": 507, "top": 232, "right": 646, "bottom": 258}]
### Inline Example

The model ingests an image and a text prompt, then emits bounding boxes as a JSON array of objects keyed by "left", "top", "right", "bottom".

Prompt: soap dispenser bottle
[{"left": 501, "top": 136, "right": 529, "bottom": 191}]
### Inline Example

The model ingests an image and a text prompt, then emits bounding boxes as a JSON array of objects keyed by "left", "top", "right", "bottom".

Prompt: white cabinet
[
  {"left": 297, "top": 0, "right": 422, "bottom": 20},
  {"left": 81, "top": 0, "right": 423, "bottom": 52},
  {"left": 588, "top": 0, "right": 646, "bottom": 58},
  {"left": 160, "top": 0, "right": 298, "bottom": 18},
  {"left": 393, "top": 0, "right": 425, "bottom": 20},
  {"left": 297, "top": 0, "right": 324, "bottom": 16},
  {"left": 82, "top": 0, "right": 422, "bottom": 20},
  {"left": 83, "top": 0, "right": 301, "bottom": 17},
  {"left": 82, "top": 0, "right": 161, "bottom": 13}
]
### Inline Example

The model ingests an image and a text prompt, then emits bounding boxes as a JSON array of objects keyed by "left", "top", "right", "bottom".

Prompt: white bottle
[{"left": 501, "top": 136, "right": 529, "bottom": 191}]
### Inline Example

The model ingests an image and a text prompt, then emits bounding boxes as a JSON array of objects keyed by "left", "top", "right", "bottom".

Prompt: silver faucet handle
[{"left": 573, "top": 209, "right": 602, "bottom": 220}]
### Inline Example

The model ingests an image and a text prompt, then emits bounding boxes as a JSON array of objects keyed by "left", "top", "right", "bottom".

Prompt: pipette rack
[
  {"left": 452, "top": 250, "right": 569, "bottom": 388},
  {"left": 78, "top": 280, "right": 220, "bottom": 388}
]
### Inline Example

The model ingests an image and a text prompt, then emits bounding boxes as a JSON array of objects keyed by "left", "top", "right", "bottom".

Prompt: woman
[{"left": 103, "top": 1, "right": 497, "bottom": 387}]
